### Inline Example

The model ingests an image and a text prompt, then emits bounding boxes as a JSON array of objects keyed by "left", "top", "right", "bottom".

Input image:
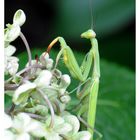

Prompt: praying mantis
[{"left": 46, "top": 29, "right": 101, "bottom": 140}]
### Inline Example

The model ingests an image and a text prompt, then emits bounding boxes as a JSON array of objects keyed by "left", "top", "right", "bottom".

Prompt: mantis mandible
[{"left": 46, "top": 29, "right": 100, "bottom": 140}]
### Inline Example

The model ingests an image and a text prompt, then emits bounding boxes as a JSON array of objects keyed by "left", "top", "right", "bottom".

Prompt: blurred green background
[{"left": 5, "top": 0, "right": 135, "bottom": 140}]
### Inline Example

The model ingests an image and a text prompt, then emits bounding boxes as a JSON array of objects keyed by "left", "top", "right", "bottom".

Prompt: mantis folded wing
[{"left": 47, "top": 29, "right": 100, "bottom": 140}]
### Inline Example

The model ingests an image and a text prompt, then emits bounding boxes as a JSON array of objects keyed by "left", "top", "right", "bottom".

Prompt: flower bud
[
  {"left": 34, "top": 70, "right": 52, "bottom": 88},
  {"left": 46, "top": 58, "right": 54, "bottom": 70},
  {"left": 60, "top": 95, "right": 71, "bottom": 104},
  {"left": 59, "top": 74, "right": 71, "bottom": 89},
  {"left": 6, "top": 56, "right": 19, "bottom": 75},
  {"left": 26, "top": 60, "right": 42, "bottom": 76},
  {"left": 40, "top": 52, "right": 49, "bottom": 66},
  {"left": 13, "top": 9, "right": 26, "bottom": 26},
  {"left": 52, "top": 69, "right": 62, "bottom": 79}
]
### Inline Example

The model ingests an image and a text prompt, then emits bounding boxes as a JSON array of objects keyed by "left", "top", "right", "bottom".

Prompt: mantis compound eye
[{"left": 81, "top": 29, "right": 96, "bottom": 39}]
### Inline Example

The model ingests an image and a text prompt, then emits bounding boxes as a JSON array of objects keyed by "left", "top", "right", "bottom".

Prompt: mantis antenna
[{"left": 89, "top": 0, "right": 94, "bottom": 29}]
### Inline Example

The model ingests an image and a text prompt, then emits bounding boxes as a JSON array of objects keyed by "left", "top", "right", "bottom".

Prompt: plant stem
[
  {"left": 37, "top": 89, "right": 55, "bottom": 128},
  {"left": 20, "top": 32, "right": 32, "bottom": 68},
  {"left": 23, "top": 112, "right": 46, "bottom": 120},
  {"left": 5, "top": 64, "right": 45, "bottom": 84}
]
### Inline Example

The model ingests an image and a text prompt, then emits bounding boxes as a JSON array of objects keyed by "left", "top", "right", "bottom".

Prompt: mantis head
[{"left": 81, "top": 29, "right": 96, "bottom": 39}]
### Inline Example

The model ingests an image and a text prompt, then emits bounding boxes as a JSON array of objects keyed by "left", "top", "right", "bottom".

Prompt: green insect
[{"left": 46, "top": 29, "right": 101, "bottom": 140}]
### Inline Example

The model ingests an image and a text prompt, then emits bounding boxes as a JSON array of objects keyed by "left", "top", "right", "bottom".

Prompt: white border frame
[{"left": 0, "top": 0, "right": 4, "bottom": 139}]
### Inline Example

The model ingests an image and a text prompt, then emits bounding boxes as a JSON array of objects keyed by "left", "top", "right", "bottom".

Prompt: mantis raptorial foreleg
[
  {"left": 47, "top": 29, "right": 100, "bottom": 140},
  {"left": 47, "top": 36, "right": 93, "bottom": 82}
]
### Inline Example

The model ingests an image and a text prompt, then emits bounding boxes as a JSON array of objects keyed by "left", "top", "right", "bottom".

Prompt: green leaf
[
  {"left": 53, "top": 0, "right": 134, "bottom": 38},
  {"left": 5, "top": 48, "right": 135, "bottom": 140}
]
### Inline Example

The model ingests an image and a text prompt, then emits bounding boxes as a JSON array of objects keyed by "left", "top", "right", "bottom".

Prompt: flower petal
[
  {"left": 5, "top": 45, "right": 16, "bottom": 56},
  {"left": 16, "top": 133, "right": 30, "bottom": 140},
  {"left": 54, "top": 122, "right": 72, "bottom": 135},
  {"left": 73, "top": 131, "right": 91, "bottom": 140},
  {"left": 34, "top": 70, "right": 52, "bottom": 88},
  {"left": 6, "top": 56, "right": 19, "bottom": 75},
  {"left": 63, "top": 115, "right": 80, "bottom": 135},
  {"left": 28, "top": 120, "right": 46, "bottom": 138},
  {"left": 12, "top": 113, "right": 31, "bottom": 132},
  {"left": 5, "top": 24, "right": 20, "bottom": 42},
  {"left": 4, "top": 130, "right": 15, "bottom": 140},
  {"left": 13, "top": 82, "right": 36, "bottom": 105},
  {"left": 4, "top": 113, "right": 12, "bottom": 129},
  {"left": 45, "top": 131, "right": 61, "bottom": 140},
  {"left": 40, "top": 52, "right": 49, "bottom": 66},
  {"left": 45, "top": 115, "right": 64, "bottom": 128}
]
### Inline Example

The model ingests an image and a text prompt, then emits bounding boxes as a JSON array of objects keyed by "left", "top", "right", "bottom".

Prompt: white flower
[
  {"left": 34, "top": 70, "right": 52, "bottom": 88},
  {"left": 13, "top": 82, "right": 36, "bottom": 105},
  {"left": 40, "top": 52, "right": 49, "bottom": 66},
  {"left": 5, "top": 55, "right": 19, "bottom": 75},
  {"left": 40, "top": 52, "right": 54, "bottom": 70},
  {"left": 12, "top": 113, "right": 45, "bottom": 138},
  {"left": 59, "top": 74, "right": 71, "bottom": 89},
  {"left": 4, "top": 113, "right": 12, "bottom": 129},
  {"left": 72, "top": 131, "right": 91, "bottom": 140},
  {"left": 5, "top": 45, "right": 16, "bottom": 55},
  {"left": 60, "top": 95, "right": 71, "bottom": 103},
  {"left": 4, "top": 45, "right": 19, "bottom": 75},
  {"left": 13, "top": 9, "right": 26, "bottom": 26},
  {"left": 4, "top": 130, "right": 15, "bottom": 140},
  {"left": 63, "top": 115, "right": 80, "bottom": 136},
  {"left": 62, "top": 114, "right": 91, "bottom": 140},
  {"left": 44, "top": 114, "right": 91, "bottom": 140},
  {"left": 13, "top": 70, "right": 52, "bottom": 105},
  {"left": 6, "top": 56, "right": 19, "bottom": 75},
  {"left": 44, "top": 115, "right": 72, "bottom": 140},
  {"left": 4, "top": 24, "right": 20, "bottom": 42},
  {"left": 26, "top": 60, "right": 42, "bottom": 76},
  {"left": 46, "top": 58, "right": 54, "bottom": 70}
]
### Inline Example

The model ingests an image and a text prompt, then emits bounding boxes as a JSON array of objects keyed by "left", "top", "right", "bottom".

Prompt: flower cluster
[
  {"left": 4, "top": 10, "right": 91, "bottom": 140},
  {"left": 5, "top": 113, "right": 91, "bottom": 140},
  {"left": 4, "top": 10, "right": 26, "bottom": 75}
]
